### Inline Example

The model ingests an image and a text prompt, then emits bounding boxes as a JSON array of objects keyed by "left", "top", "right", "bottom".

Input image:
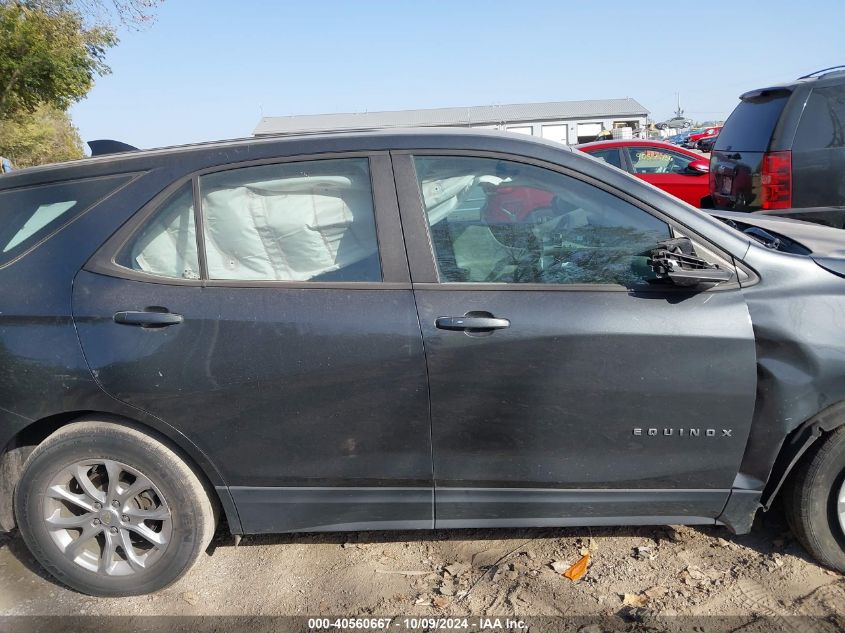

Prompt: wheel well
[
  {"left": 8, "top": 410, "right": 93, "bottom": 451},
  {"left": 0, "top": 411, "right": 235, "bottom": 534},
  {"left": 762, "top": 401, "right": 845, "bottom": 509}
]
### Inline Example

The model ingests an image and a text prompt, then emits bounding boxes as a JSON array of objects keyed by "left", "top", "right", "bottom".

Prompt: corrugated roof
[{"left": 254, "top": 98, "right": 649, "bottom": 135}]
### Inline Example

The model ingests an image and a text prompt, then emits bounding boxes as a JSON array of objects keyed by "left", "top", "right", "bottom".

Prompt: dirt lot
[{"left": 1, "top": 503, "right": 844, "bottom": 630}]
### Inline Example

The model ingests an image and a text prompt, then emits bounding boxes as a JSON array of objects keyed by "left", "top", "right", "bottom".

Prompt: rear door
[
  {"left": 393, "top": 151, "right": 758, "bottom": 528},
  {"left": 73, "top": 153, "right": 433, "bottom": 533},
  {"left": 581, "top": 147, "right": 625, "bottom": 171}
]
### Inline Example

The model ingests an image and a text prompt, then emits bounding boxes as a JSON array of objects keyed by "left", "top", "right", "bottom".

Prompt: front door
[
  {"left": 73, "top": 154, "right": 433, "bottom": 533},
  {"left": 393, "top": 152, "right": 757, "bottom": 528},
  {"left": 625, "top": 145, "right": 709, "bottom": 207}
]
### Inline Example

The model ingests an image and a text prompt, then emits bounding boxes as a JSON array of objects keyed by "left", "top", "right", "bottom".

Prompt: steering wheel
[{"left": 660, "top": 157, "right": 678, "bottom": 174}]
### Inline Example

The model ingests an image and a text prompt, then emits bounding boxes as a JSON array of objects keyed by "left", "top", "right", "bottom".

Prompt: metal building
[{"left": 253, "top": 98, "right": 649, "bottom": 145}]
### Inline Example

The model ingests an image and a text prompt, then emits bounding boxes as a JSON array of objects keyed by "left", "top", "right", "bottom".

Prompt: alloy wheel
[
  {"left": 42, "top": 459, "right": 172, "bottom": 576},
  {"left": 839, "top": 478, "right": 845, "bottom": 538}
]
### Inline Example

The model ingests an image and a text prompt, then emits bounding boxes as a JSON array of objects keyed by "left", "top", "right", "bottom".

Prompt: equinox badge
[{"left": 633, "top": 428, "right": 733, "bottom": 437}]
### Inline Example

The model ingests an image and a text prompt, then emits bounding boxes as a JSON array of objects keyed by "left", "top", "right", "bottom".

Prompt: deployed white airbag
[
  {"left": 202, "top": 171, "right": 378, "bottom": 281},
  {"left": 130, "top": 186, "right": 200, "bottom": 279}
]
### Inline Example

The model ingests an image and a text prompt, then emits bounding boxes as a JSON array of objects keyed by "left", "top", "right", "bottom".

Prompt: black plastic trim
[
  {"left": 759, "top": 401, "right": 845, "bottom": 510},
  {"left": 192, "top": 175, "right": 209, "bottom": 280},
  {"left": 226, "top": 486, "right": 729, "bottom": 535},
  {"left": 716, "top": 489, "right": 762, "bottom": 534},
  {"left": 436, "top": 487, "right": 728, "bottom": 527},
  {"left": 229, "top": 486, "right": 434, "bottom": 534},
  {"left": 214, "top": 485, "right": 244, "bottom": 535},
  {"left": 392, "top": 153, "right": 440, "bottom": 283}
]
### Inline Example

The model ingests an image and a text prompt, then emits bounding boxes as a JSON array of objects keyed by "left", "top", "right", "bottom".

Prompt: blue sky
[{"left": 70, "top": 0, "right": 845, "bottom": 149}]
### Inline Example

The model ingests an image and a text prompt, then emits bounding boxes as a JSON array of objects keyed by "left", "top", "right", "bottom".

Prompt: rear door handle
[
  {"left": 435, "top": 315, "right": 510, "bottom": 332},
  {"left": 113, "top": 310, "right": 183, "bottom": 327}
]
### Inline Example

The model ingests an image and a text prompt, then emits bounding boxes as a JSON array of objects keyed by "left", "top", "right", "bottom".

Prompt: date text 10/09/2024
[{"left": 307, "top": 618, "right": 528, "bottom": 631}]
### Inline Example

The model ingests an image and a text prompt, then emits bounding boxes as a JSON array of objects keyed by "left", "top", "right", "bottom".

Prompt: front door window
[
  {"left": 627, "top": 147, "right": 695, "bottom": 174},
  {"left": 412, "top": 156, "right": 671, "bottom": 287}
]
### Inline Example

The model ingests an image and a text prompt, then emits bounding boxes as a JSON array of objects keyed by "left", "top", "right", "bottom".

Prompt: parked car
[
  {"left": 666, "top": 131, "right": 694, "bottom": 145},
  {"left": 576, "top": 139, "right": 711, "bottom": 207},
  {"left": 683, "top": 127, "right": 722, "bottom": 149},
  {"left": 711, "top": 66, "right": 845, "bottom": 211},
  {"left": 655, "top": 116, "right": 693, "bottom": 130},
  {"left": 4, "top": 129, "right": 845, "bottom": 596},
  {"left": 697, "top": 135, "right": 719, "bottom": 153}
]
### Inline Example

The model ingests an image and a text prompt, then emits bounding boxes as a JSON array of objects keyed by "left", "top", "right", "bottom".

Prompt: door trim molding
[
  {"left": 229, "top": 486, "right": 434, "bottom": 534},
  {"left": 226, "top": 485, "right": 731, "bottom": 534},
  {"left": 435, "top": 487, "right": 729, "bottom": 529}
]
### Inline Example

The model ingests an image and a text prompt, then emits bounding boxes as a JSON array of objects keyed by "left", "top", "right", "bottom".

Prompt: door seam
[{"left": 387, "top": 152, "right": 436, "bottom": 530}]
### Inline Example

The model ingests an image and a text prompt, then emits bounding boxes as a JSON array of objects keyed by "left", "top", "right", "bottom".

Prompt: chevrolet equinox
[{"left": 2, "top": 129, "right": 845, "bottom": 596}]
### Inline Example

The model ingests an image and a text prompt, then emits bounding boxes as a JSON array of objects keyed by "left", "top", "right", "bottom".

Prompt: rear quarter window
[
  {"left": 794, "top": 85, "right": 845, "bottom": 151},
  {"left": 0, "top": 174, "right": 134, "bottom": 266},
  {"left": 715, "top": 95, "right": 789, "bottom": 152}
]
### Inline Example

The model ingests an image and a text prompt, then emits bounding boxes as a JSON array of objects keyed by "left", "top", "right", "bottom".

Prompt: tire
[
  {"left": 784, "top": 426, "right": 845, "bottom": 572},
  {"left": 14, "top": 420, "right": 217, "bottom": 596}
]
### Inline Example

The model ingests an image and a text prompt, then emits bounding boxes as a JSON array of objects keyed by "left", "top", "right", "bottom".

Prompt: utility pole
[{"left": 674, "top": 93, "right": 684, "bottom": 118}]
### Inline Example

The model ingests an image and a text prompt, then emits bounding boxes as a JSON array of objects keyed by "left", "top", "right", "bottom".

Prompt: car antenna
[
  {"left": 798, "top": 65, "right": 845, "bottom": 79},
  {"left": 87, "top": 140, "right": 139, "bottom": 157}
]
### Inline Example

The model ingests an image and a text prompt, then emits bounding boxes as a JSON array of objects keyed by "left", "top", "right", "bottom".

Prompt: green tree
[
  {"left": 0, "top": 2, "right": 116, "bottom": 120},
  {"left": 0, "top": 105, "right": 84, "bottom": 166}
]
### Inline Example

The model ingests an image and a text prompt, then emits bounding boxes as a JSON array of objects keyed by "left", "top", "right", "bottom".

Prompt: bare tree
[
  {"left": 65, "top": 0, "right": 163, "bottom": 29},
  {"left": 5, "top": 0, "right": 164, "bottom": 29}
]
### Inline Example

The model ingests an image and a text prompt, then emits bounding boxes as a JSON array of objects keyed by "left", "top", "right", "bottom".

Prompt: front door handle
[
  {"left": 114, "top": 310, "right": 183, "bottom": 327},
  {"left": 435, "top": 313, "right": 510, "bottom": 332}
]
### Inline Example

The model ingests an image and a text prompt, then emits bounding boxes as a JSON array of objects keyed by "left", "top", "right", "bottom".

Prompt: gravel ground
[{"left": 1, "top": 503, "right": 843, "bottom": 630}]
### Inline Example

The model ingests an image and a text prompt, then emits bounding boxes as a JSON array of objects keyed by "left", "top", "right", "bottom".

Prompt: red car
[
  {"left": 686, "top": 126, "right": 722, "bottom": 146},
  {"left": 576, "top": 140, "right": 711, "bottom": 207}
]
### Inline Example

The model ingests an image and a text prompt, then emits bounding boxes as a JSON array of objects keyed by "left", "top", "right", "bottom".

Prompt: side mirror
[
  {"left": 686, "top": 159, "right": 709, "bottom": 174},
  {"left": 649, "top": 238, "right": 733, "bottom": 287},
  {"left": 664, "top": 267, "right": 733, "bottom": 286}
]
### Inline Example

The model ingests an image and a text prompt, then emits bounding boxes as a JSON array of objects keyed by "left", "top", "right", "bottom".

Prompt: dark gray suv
[
  {"left": 711, "top": 66, "right": 845, "bottom": 213},
  {"left": 2, "top": 129, "right": 845, "bottom": 596}
]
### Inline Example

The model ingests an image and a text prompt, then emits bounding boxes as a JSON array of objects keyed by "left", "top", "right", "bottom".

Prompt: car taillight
[{"left": 760, "top": 151, "right": 792, "bottom": 209}]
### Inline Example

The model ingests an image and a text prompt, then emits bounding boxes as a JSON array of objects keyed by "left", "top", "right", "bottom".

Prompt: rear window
[
  {"left": 714, "top": 95, "right": 789, "bottom": 152},
  {"left": 0, "top": 174, "right": 134, "bottom": 265}
]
